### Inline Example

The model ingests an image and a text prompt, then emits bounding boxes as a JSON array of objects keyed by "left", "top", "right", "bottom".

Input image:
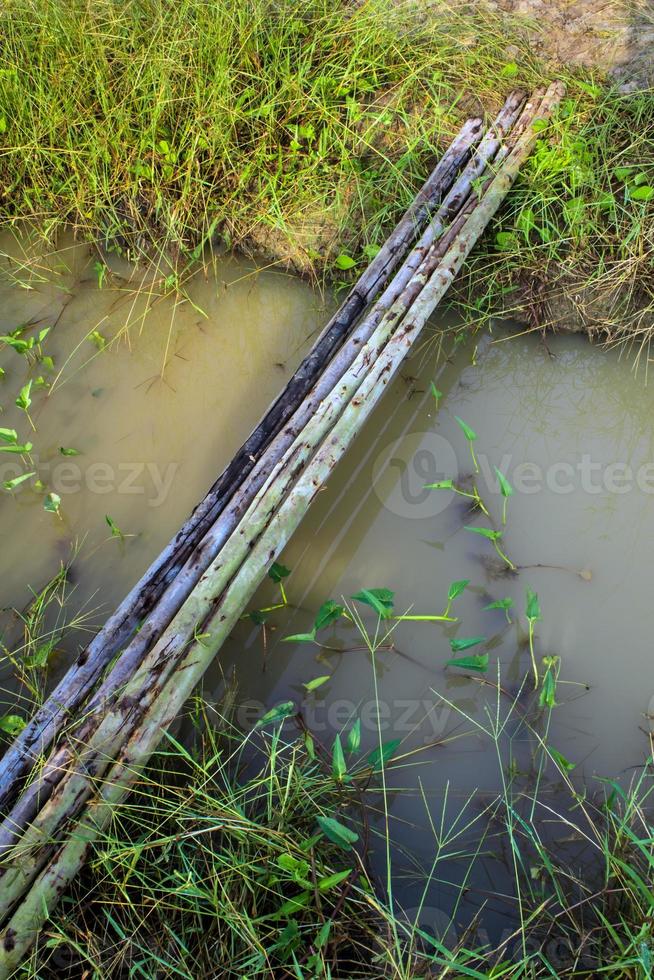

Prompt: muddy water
[
  {"left": 0, "top": 227, "right": 330, "bottom": 659},
  {"left": 214, "top": 327, "right": 654, "bottom": 931},
  {"left": 1, "top": 229, "right": 654, "bottom": 937}
]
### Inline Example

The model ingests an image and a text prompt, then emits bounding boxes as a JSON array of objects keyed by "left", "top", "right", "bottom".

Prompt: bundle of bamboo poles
[{"left": 0, "top": 83, "right": 563, "bottom": 974}]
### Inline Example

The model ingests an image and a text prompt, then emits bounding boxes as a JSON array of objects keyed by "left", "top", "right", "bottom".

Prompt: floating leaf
[
  {"left": 2, "top": 471, "right": 35, "bottom": 492},
  {"left": 15, "top": 380, "right": 32, "bottom": 412},
  {"left": 445, "top": 653, "right": 489, "bottom": 672},
  {"left": 367, "top": 738, "right": 401, "bottom": 771},
  {"left": 346, "top": 718, "right": 361, "bottom": 754},
  {"left": 0, "top": 443, "right": 33, "bottom": 455},
  {"left": 454, "top": 416, "right": 477, "bottom": 441},
  {"left": 429, "top": 381, "right": 442, "bottom": 406},
  {"left": 316, "top": 815, "right": 359, "bottom": 849},
  {"left": 89, "top": 329, "right": 107, "bottom": 350},
  {"left": 0, "top": 715, "right": 25, "bottom": 736},
  {"left": 314, "top": 600, "right": 344, "bottom": 632},
  {"left": 351, "top": 588, "right": 394, "bottom": 619},
  {"left": 0, "top": 428, "right": 17, "bottom": 444},
  {"left": 268, "top": 561, "right": 291, "bottom": 583},
  {"left": 334, "top": 254, "right": 356, "bottom": 271},
  {"left": 256, "top": 701, "right": 295, "bottom": 728},
  {"left": 484, "top": 597, "right": 513, "bottom": 611},
  {"left": 332, "top": 734, "right": 347, "bottom": 782},
  {"left": 464, "top": 525, "right": 500, "bottom": 541},
  {"left": 44, "top": 492, "right": 61, "bottom": 514},
  {"left": 448, "top": 579, "right": 469, "bottom": 602},
  {"left": 424, "top": 479, "right": 454, "bottom": 490},
  {"left": 449, "top": 636, "right": 485, "bottom": 653},
  {"left": 283, "top": 631, "right": 317, "bottom": 644},
  {"left": 59, "top": 447, "right": 80, "bottom": 457},
  {"left": 303, "top": 675, "right": 330, "bottom": 692}
]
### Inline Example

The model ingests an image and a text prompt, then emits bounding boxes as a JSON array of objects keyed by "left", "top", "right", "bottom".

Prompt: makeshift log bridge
[{"left": 0, "top": 83, "right": 563, "bottom": 974}]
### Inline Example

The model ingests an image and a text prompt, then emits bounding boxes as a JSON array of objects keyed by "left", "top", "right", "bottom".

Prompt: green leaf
[
  {"left": 0, "top": 714, "right": 25, "bottom": 736},
  {"left": 105, "top": 515, "right": 123, "bottom": 537},
  {"left": 334, "top": 254, "right": 356, "bottom": 270},
  {"left": 0, "top": 428, "right": 17, "bottom": 444},
  {"left": 531, "top": 118, "right": 549, "bottom": 133},
  {"left": 429, "top": 381, "right": 442, "bottom": 406},
  {"left": 274, "top": 891, "right": 312, "bottom": 918},
  {"left": 59, "top": 447, "right": 80, "bottom": 456},
  {"left": 350, "top": 588, "right": 394, "bottom": 619},
  {"left": 314, "top": 600, "right": 344, "bottom": 632},
  {"left": 268, "top": 561, "right": 291, "bottom": 583},
  {"left": 15, "top": 380, "right": 32, "bottom": 412},
  {"left": 346, "top": 718, "right": 361, "bottom": 754},
  {"left": 318, "top": 869, "right": 351, "bottom": 892},
  {"left": 283, "top": 631, "right": 317, "bottom": 644},
  {"left": 454, "top": 416, "right": 477, "bottom": 442},
  {"left": 23, "top": 639, "right": 55, "bottom": 669},
  {"left": 304, "top": 731, "right": 316, "bottom": 760},
  {"left": 89, "top": 329, "right": 107, "bottom": 351},
  {"left": 630, "top": 185, "right": 654, "bottom": 202},
  {"left": 495, "top": 467, "right": 513, "bottom": 498},
  {"left": 447, "top": 579, "right": 469, "bottom": 602},
  {"left": 449, "top": 636, "right": 486, "bottom": 653},
  {"left": 464, "top": 525, "right": 500, "bottom": 541},
  {"left": 44, "top": 492, "right": 61, "bottom": 514},
  {"left": 484, "top": 597, "right": 513, "bottom": 611},
  {"left": 367, "top": 738, "right": 401, "bottom": 771},
  {"left": 500, "top": 61, "right": 518, "bottom": 78},
  {"left": 525, "top": 587, "right": 541, "bottom": 622},
  {"left": 303, "top": 674, "right": 330, "bottom": 692},
  {"left": 332, "top": 733, "right": 347, "bottom": 782},
  {"left": 445, "top": 653, "right": 489, "bottom": 672},
  {"left": 539, "top": 669, "right": 557, "bottom": 708},
  {"left": 316, "top": 815, "right": 359, "bottom": 849},
  {"left": 2, "top": 471, "right": 35, "bottom": 492},
  {"left": 549, "top": 747, "right": 575, "bottom": 772},
  {"left": 256, "top": 701, "right": 295, "bottom": 728},
  {"left": 614, "top": 166, "right": 634, "bottom": 182},
  {"left": 495, "top": 231, "right": 518, "bottom": 251},
  {"left": 0, "top": 443, "right": 33, "bottom": 454},
  {"left": 424, "top": 479, "right": 454, "bottom": 490}
]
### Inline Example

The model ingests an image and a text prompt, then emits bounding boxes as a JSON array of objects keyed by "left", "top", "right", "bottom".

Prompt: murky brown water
[{"left": 1, "top": 229, "right": 653, "bottom": 938}]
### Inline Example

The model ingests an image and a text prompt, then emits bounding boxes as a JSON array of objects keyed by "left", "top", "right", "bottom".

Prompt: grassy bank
[{"left": 2, "top": 0, "right": 652, "bottom": 343}]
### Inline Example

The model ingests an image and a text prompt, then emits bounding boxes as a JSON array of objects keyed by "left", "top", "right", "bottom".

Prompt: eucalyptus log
[
  {"left": 0, "top": 117, "right": 483, "bottom": 811},
  {"left": 0, "top": 97, "right": 525, "bottom": 850},
  {"left": 0, "top": 85, "right": 564, "bottom": 966}
]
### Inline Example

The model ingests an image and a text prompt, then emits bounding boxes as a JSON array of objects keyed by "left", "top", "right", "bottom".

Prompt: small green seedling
[
  {"left": 464, "top": 525, "right": 515, "bottom": 570},
  {"left": 525, "top": 587, "right": 541, "bottom": 688},
  {"left": 495, "top": 467, "right": 513, "bottom": 525},
  {"left": 454, "top": 416, "right": 478, "bottom": 472},
  {"left": 424, "top": 479, "right": 489, "bottom": 516},
  {"left": 484, "top": 596, "right": 514, "bottom": 623},
  {"left": 44, "top": 492, "right": 61, "bottom": 516}
]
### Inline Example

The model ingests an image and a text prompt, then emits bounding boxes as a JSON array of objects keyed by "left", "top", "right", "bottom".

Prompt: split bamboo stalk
[
  {"left": 0, "top": 116, "right": 483, "bottom": 811},
  {"left": 0, "top": 95, "right": 526, "bottom": 850},
  {"left": 0, "top": 84, "right": 563, "bottom": 970}
]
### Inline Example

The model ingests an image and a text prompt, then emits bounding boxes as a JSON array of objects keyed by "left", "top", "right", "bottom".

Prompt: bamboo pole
[
  {"left": 0, "top": 96, "right": 525, "bottom": 851},
  {"left": 0, "top": 84, "right": 563, "bottom": 972},
  {"left": 0, "top": 116, "right": 483, "bottom": 812},
  {"left": 0, "top": 90, "right": 532, "bottom": 886}
]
